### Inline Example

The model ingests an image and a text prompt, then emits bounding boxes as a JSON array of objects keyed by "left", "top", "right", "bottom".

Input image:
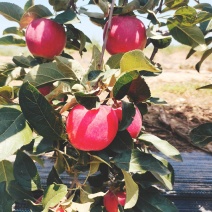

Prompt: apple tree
[{"left": 0, "top": 0, "right": 211, "bottom": 211}]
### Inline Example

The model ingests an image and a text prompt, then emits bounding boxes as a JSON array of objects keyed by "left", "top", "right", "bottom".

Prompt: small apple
[
  {"left": 103, "top": 191, "right": 119, "bottom": 212},
  {"left": 25, "top": 18, "right": 66, "bottom": 59},
  {"left": 114, "top": 105, "right": 142, "bottom": 138},
  {"left": 66, "top": 104, "right": 118, "bottom": 151},
  {"left": 56, "top": 207, "right": 65, "bottom": 212},
  {"left": 103, "top": 15, "right": 147, "bottom": 55},
  {"left": 116, "top": 191, "right": 126, "bottom": 206}
]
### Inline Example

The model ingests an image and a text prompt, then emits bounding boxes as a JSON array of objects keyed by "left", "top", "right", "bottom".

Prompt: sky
[{"left": 0, "top": 0, "right": 211, "bottom": 45}]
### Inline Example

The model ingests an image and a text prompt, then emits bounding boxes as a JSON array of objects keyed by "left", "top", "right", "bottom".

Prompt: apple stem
[{"left": 98, "top": 0, "right": 116, "bottom": 69}]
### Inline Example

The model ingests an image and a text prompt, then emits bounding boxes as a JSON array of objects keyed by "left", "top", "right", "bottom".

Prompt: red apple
[
  {"left": 56, "top": 207, "right": 65, "bottom": 212},
  {"left": 103, "top": 15, "right": 147, "bottom": 55},
  {"left": 25, "top": 18, "right": 66, "bottom": 59},
  {"left": 103, "top": 191, "right": 119, "bottom": 212},
  {"left": 114, "top": 105, "right": 142, "bottom": 138},
  {"left": 38, "top": 84, "right": 53, "bottom": 96},
  {"left": 66, "top": 104, "right": 118, "bottom": 151},
  {"left": 117, "top": 191, "right": 126, "bottom": 206}
]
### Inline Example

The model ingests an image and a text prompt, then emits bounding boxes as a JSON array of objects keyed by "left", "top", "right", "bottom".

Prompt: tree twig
[
  {"left": 155, "top": 0, "right": 164, "bottom": 13},
  {"left": 98, "top": 0, "right": 116, "bottom": 69},
  {"left": 150, "top": 47, "right": 158, "bottom": 61}
]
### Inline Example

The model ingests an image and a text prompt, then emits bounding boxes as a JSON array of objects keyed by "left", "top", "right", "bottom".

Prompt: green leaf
[
  {"left": 0, "top": 86, "right": 13, "bottom": 100},
  {"left": 197, "top": 84, "right": 212, "bottom": 90},
  {"left": 0, "top": 105, "right": 33, "bottom": 162},
  {"left": 47, "top": 166, "right": 63, "bottom": 186},
  {"left": 118, "top": 101, "right": 135, "bottom": 131},
  {"left": 49, "top": 0, "right": 70, "bottom": 12},
  {"left": 106, "top": 53, "right": 123, "bottom": 69},
  {"left": 113, "top": 71, "right": 151, "bottom": 102},
  {"left": 189, "top": 123, "right": 212, "bottom": 147},
  {"left": 42, "top": 183, "right": 68, "bottom": 212},
  {"left": 0, "top": 182, "right": 14, "bottom": 211},
  {"left": 19, "top": 82, "right": 64, "bottom": 141},
  {"left": 14, "top": 151, "right": 41, "bottom": 191},
  {"left": 120, "top": 50, "right": 162, "bottom": 73},
  {"left": 195, "top": 48, "right": 212, "bottom": 71},
  {"left": 13, "top": 55, "right": 35, "bottom": 68},
  {"left": 0, "top": 160, "right": 15, "bottom": 186},
  {"left": 24, "top": 0, "right": 34, "bottom": 11},
  {"left": 7, "top": 180, "right": 34, "bottom": 201},
  {"left": 167, "top": 18, "right": 207, "bottom": 51},
  {"left": 0, "top": 2, "right": 24, "bottom": 23},
  {"left": 54, "top": 9, "right": 79, "bottom": 24},
  {"left": 194, "top": 11, "right": 212, "bottom": 25},
  {"left": 74, "top": 92, "right": 100, "bottom": 110},
  {"left": 109, "top": 130, "right": 134, "bottom": 153},
  {"left": 113, "top": 149, "right": 170, "bottom": 175},
  {"left": 147, "top": 97, "right": 167, "bottom": 105},
  {"left": 122, "top": 170, "right": 139, "bottom": 209},
  {"left": 164, "top": 0, "right": 189, "bottom": 10},
  {"left": 138, "top": 134, "right": 182, "bottom": 161},
  {"left": 3, "top": 27, "right": 25, "bottom": 36},
  {"left": 135, "top": 187, "right": 178, "bottom": 212},
  {"left": 0, "top": 35, "right": 26, "bottom": 46},
  {"left": 24, "top": 62, "right": 78, "bottom": 87},
  {"left": 70, "top": 201, "right": 93, "bottom": 212}
]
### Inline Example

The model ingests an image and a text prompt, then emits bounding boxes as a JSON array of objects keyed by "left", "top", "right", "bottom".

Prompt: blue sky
[{"left": 0, "top": 0, "right": 211, "bottom": 45}]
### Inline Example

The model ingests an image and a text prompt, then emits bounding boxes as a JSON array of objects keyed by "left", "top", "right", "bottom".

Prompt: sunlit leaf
[
  {"left": 0, "top": 105, "right": 32, "bottom": 162},
  {"left": 122, "top": 170, "right": 139, "bottom": 209},
  {"left": 0, "top": 160, "right": 15, "bottom": 186},
  {"left": 164, "top": 0, "right": 189, "bottom": 10},
  {"left": 189, "top": 123, "right": 212, "bottom": 147},
  {"left": 14, "top": 151, "right": 41, "bottom": 191},
  {"left": 167, "top": 18, "right": 207, "bottom": 51},
  {"left": 120, "top": 50, "right": 162, "bottom": 73},
  {"left": 0, "top": 2, "right": 24, "bottom": 23},
  {"left": 3, "top": 27, "right": 25, "bottom": 36},
  {"left": 106, "top": 53, "right": 123, "bottom": 69},
  {"left": 19, "top": 82, "right": 64, "bottom": 141},
  {"left": 138, "top": 134, "right": 182, "bottom": 161},
  {"left": 0, "top": 35, "right": 26, "bottom": 46}
]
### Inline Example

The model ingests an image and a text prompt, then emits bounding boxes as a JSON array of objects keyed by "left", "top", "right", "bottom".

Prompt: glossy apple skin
[
  {"left": 66, "top": 104, "right": 118, "bottom": 151},
  {"left": 115, "top": 105, "right": 142, "bottom": 138},
  {"left": 103, "top": 191, "right": 119, "bottom": 212},
  {"left": 26, "top": 18, "right": 66, "bottom": 59},
  {"left": 103, "top": 16, "right": 147, "bottom": 55},
  {"left": 117, "top": 191, "right": 126, "bottom": 206}
]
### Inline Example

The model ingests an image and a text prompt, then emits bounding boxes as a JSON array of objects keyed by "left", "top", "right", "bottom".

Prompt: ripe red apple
[
  {"left": 38, "top": 84, "right": 53, "bottom": 96},
  {"left": 114, "top": 105, "right": 142, "bottom": 138},
  {"left": 25, "top": 18, "right": 66, "bottom": 59},
  {"left": 56, "top": 207, "right": 65, "bottom": 212},
  {"left": 103, "top": 191, "right": 126, "bottom": 212},
  {"left": 103, "top": 15, "right": 147, "bottom": 55},
  {"left": 103, "top": 191, "right": 119, "bottom": 212},
  {"left": 66, "top": 104, "right": 118, "bottom": 151}
]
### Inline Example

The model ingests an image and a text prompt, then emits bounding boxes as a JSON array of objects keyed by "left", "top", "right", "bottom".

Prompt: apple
[
  {"left": 56, "top": 207, "right": 65, "bottom": 212},
  {"left": 103, "top": 191, "right": 126, "bottom": 212},
  {"left": 103, "top": 191, "right": 118, "bottom": 212},
  {"left": 103, "top": 15, "right": 147, "bottom": 55},
  {"left": 25, "top": 18, "right": 66, "bottom": 59},
  {"left": 38, "top": 84, "right": 53, "bottom": 96},
  {"left": 66, "top": 104, "right": 118, "bottom": 151},
  {"left": 114, "top": 105, "right": 142, "bottom": 138}
]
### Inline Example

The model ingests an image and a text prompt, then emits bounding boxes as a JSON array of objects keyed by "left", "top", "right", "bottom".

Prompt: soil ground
[{"left": 1, "top": 46, "right": 211, "bottom": 153}]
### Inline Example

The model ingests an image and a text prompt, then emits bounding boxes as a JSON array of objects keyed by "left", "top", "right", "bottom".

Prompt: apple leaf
[
  {"left": 20, "top": 4, "right": 53, "bottom": 28},
  {"left": 106, "top": 53, "right": 123, "bottom": 69},
  {"left": 54, "top": 9, "right": 79, "bottom": 24},
  {"left": 69, "top": 202, "right": 93, "bottom": 212},
  {"left": 122, "top": 170, "right": 139, "bottom": 209},
  {"left": 0, "top": 182, "right": 14, "bottom": 211},
  {"left": 120, "top": 50, "right": 162, "bottom": 73},
  {"left": 189, "top": 123, "right": 212, "bottom": 147},
  {"left": 88, "top": 45, "right": 102, "bottom": 71},
  {"left": 47, "top": 166, "right": 63, "bottom": 186},
  {"left": 14, "top": 151, "right": 41, "bottom": 191},
  {"left": 138, "top": 133, "right": 182, "bottom": 162},
  {"left": 42, "top": 183, "right": 68, "bottom": 212},
  {"left": 13, "top": 55, "right": 35, "bottom": 68},
  {"left": 74, "top": 92, "right": 100, "bottom": 110},
  {"left": 0, "top": 105, "right": 33, "bottom": 162},
  {"left": 197, "top": 84, "right": 212, "bottom": 90},
  {"left": 49, "top": 0, "right": 70, "bottom": 12},
  {"left": 195, "top": 48, "right": 212, "bottom": 72},
  {"left": 0, "top": 35, "right": 26, "bottom": 46},
  {"left": 118, "top": 101, "right": 135, "bottom": 131},
  {"left": 147, "top": 97, "right": 167, "bottom": 105},
  {"left": 7, "top": 180, "right": 34, "bottom": 201},
  {"left": 19, "top": 82, "right": 64, "bottom": 141},
  {"left": 0, "top": 2, "right": 24, "bottom": 23},
  {"left": 135, "top": 187, "right": 178, "bottom": 212},
  {"left": 0, "top": 160, "right": 15, "bottom": 186},
  {"left": 113, "top": 149, "right": 170, "bottom": 175},
  {"left": 109, "top": 130, "right": 134, "bottom": 153},
  {"left": 24, "top": 0, "right": 34, "bottom": 11},
  {"left": 163, "top": 0, "right": 189, "bottom": 11},
  {"left": 24, "top": 62, "right": 79, "bottom": 87},
  {"left": 3, "top": 27, "right": 25, "bottom": 36},
  {"left": 0, "top": 86, "right": 13, "bottom": 99},
  {"left": 167, "top": 18, "right": 207, "bottom": 51}
]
